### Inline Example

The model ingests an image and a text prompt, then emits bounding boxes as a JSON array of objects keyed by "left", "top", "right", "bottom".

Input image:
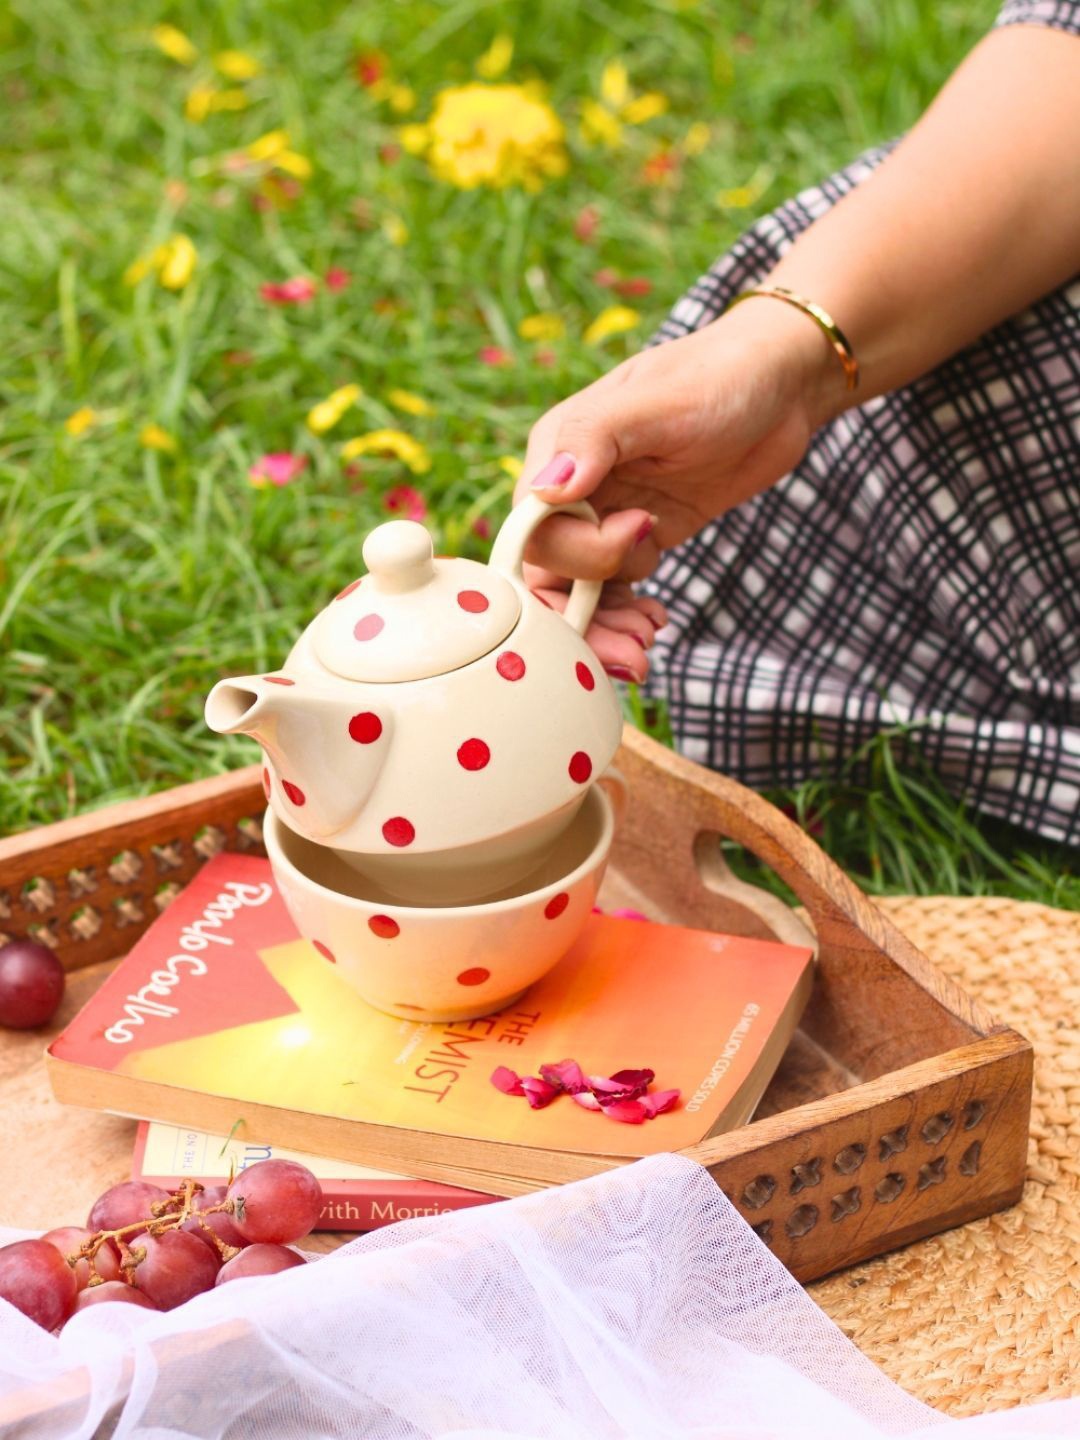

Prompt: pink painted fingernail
[
  {"left": 629, "top": 633, "right": 648, "bottom": 650},
  {"left": 634, "top": 513, "right": 659, "bottom": 546},
  {"left": 605, "top": 665, "right": 639, "bottom": 683},
  {"left": 530, "top": 452, "right": 577, "bottom": 490}
]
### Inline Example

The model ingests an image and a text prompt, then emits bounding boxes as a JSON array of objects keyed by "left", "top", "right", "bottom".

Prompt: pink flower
[
  {"left": 378, "top": 143, "right": 401, "bottom": 165},
  {"left": 574, "top": 205, "right": 600, "bottom": 242},
  {"left": 479, "top": 345, "right": 511, "bottom": 367},
  {"left": 471, "top": 516, "right": 492, "bottom": 540},
  {"left": 383, "top": 484, "right": 428, "bottom": 522},
  {"left": 593, "top": 267, "right": 618, "bottom": 288},
  {"left": 259, "top": 276, "right": 318, "bottom": 305},
  {"left": 325, "top": 266, "right": 352, "bottom": 292},
  {"left": 534, "top": 348, "right": 556, "bottom": 368},
  {"left": 248, "top": 452, "right": 307, "bottom": 487}
]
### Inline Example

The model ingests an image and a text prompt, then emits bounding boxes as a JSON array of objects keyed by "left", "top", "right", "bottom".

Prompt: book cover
[
  {"left": 48, "top": 854, "right": 813, "bottom": 1173},
  {"left": 133, "top": 1121, "right": 497, "bottom": 1231}
]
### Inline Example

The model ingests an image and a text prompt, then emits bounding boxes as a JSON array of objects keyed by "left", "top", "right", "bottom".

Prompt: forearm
[{"left": 762, "top": 25, "right": 1080, "bottom": 424}]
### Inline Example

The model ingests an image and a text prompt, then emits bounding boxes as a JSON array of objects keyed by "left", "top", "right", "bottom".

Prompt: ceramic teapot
[{"left": 204, "top": 494, "right": 624, "bottom": 903}]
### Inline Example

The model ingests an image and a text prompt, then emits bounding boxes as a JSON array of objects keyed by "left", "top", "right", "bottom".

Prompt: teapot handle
[{"left": 488, "top": 492, "right": 603, "bottom": 637}]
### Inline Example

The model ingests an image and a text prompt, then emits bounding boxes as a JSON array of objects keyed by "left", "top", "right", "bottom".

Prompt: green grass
[{"left": 2, "top": 0, "right": 1076, "bottom": 908}]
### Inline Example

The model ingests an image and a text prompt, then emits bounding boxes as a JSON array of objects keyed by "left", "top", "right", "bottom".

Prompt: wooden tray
[{"left": 0, "top": 725, "right": 1032, "bottom": 1284}]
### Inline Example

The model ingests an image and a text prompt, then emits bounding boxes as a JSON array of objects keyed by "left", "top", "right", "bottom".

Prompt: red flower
[
  {"left": 479, "top": 345, "right": 511, "bottom": 367},
  {"left": 574, "top": 205, "right": 600, "bottom": 243},
  {"left": 641, "top": 149, "right": 679, "bottom": 186},
  {"left": 593, "top": 267, "right": 618, "bottom": 288},
  {"left": 471, "top": 516, "right": 492, "bottom": 541},
  {"left": 534, "top": 348, "right": 556, "bottom": 368},
  {"left": 355, "top": 51, "right": 387, "bottom": 88},
  {"left": 325, "top": 266, "right": 352, "bottom": 292},
  {"left": 383, "top": 485, "right": 428, "bottom": 522},
  {"left": 614, "top": 277, "right": 653, "bottom": 298},
  {"left": 378, "top": 143, "right": 401, "bottom": 165},
  {"left": 259, "top": 276, "right": 318, "bottom": 305}
]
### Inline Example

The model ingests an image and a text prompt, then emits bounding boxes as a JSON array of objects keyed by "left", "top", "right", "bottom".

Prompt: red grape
[
  {"left": 128, "top": 1229, "right": 219, "bottom": 1309},
  {"left": 0, "top": 1239, "right": 78, "bottom": 1330},
  {"left": 182, "top": 1184, "right": 248, "bottom": 1252},
  {"left": 87, "top": 1180, "right": 174, "bottom": 1239},
  {"left": 41, "top": 1226, "right": 121, "bottom": 1290},
  {"left": 70, "top": 1280, "right": 159, "bottom": 1314},
  {"left": 215, "top": 1243, "right": 307, "bottom": 1285},
  {"left": 0, "top": 939, "right": 65, "bottom": 1029},
  {"left": 227, "top": 1160, "right": 323, "bottom": 1244}
]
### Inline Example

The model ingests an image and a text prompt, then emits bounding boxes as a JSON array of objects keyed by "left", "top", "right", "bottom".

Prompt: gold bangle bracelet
[{"left": 725, "top": 285, "right": 860, "bottom": 392}]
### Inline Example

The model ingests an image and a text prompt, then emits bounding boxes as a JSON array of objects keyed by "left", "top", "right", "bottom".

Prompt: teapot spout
[{"left": 205, "top": 679, "right": 273, "bottom": 741}]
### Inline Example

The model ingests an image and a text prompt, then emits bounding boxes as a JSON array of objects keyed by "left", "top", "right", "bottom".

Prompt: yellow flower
[
  {"left": 139, "top": 424, "right": 177, "bottom": 453},
  {"left": 185, "top": 85, "right": 249, "bottom": 122},
  {"left": 307, "top": 384, "right": 363, "bottom": 436},
  {"left": 387, "top": 389, "right": 434, "bottom": 417},
  {"left": 715, "top": 166, "right": 772, "bottom": 210},
  {"left": 600, "top": 60, "right": 629, "bottom": 110},
  {"left": 340, "top": 430, "right": 431, "bottom": 474},
  {"left": 424, "top": 83, "right": 568, "bottom": 191},
  {"left": 213, "top": 50, "right": 261, "bottom": 81},
  {"left": 518, "top": 312, "right": 565, "bottom": 342},
  {"left": 398, "top": 124, "right": 429, "bottom": 156},
  {"left": 498, "top": 455, "right": 524, "bottom": 480},
  {"left": 622, "top": 92, "right": 668, "bottom": 125},
  {"left": 124, "top": 234, "right": 198, "bottom": 291},
  {"left": 580, "top": 99, "right": 622, "bottom": 149},
  {"left": 246, "top": 129, "right": 290, "bottom": 162},
  {"left": 476, "top": 34, "right": 514, "bottom": 80},
  {"left": 683, "top": 121, "right": 710, "bottom": 155},
  {"left": 151, "top": 24, "right": 198, "bottom": 66},
  {"left": 275, "top": 150, "right": 313, "bottom": 179},
  {"left": 583, "top": 305, "right": 640, "bottom": 346},
  {"left": 383, "top": 213, "right": 409, "bottom": 246},
  {"left": 388, "top": 83, "right": 415, "bottom": 115},
  {"left": 64, "top": 407, "right": 98, "bottom": 437}
]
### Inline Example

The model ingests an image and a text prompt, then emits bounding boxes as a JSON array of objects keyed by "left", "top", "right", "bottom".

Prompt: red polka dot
[
  {"left": 354, "top": 613, "right": 385, "bottom": 641},
  {"left": 456, "top": 967, "right": 490, "bottom": 986},
  {"left": 313, "top": 941, "right": 336, "bottom": 964},
  {"left": 263, "top": 675, "right": 295, "bottom": 686},
  {"left": 569, "top": 752, "right": 592, "bottom": 784},
  {"left": 544, "top": 892, "right": 570, "bottom": 919},
  {"left": 335, "top": 578, "right": 362, "bottom": 601},
  {"left": 349, "top": 711, "right": 383, "bottom": 744},
  {"left": 282, "top": 780, "right": 306, "bottom": 806},
  {"left": 457, "top": 590, "right": 489, "bottom": 613},
  {"left": 497, "top": 651, "right": 526, "bottom": 681},
  {"left": 261, "top": 767, "right": 271, "bottom": 800},
  {"left": 575, "top": 662, "right": 595, "bottom": 692},
  {"left": 457, "top": 738, "right": 491, "bottom": 771},
  {"left": 382, "top": 816, "right": 415, "bottom": 847},
  {"left": 368, "top": 915, "right": 400, "bottom": 939}
]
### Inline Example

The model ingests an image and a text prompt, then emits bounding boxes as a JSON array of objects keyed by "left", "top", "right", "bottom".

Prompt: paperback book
[{"left": 48, "top": 854, "right": 814, "bottom": 1194}]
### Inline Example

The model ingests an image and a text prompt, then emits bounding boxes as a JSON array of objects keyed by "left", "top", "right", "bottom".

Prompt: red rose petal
[
  {"left": 313, "top": 940, "right": 336, "bottom": 964},
  {"left": 638, "top": 1088, "right": 681, "bottom": 1118},
  {"left": 491, "top": 1066, "right": 524, "bottom": 1096},
  {"left": 600, "top": 1099, "right": 648, "bottom": 1124},
  {"left": 457, "top": 590, "right": 489, "bottom": 614},
  {"left": 496, "top": 651, "right": 526, "bottom": 681},
  {"left": 456, "top": 966, "right": 490, "bottom": 986},
  {"left": 349, "top": 712, "right": 383, "bottom": 744},
  {"left": 538, "top": 1058, "right": 588, "bottom": 1093},
  {"left": 520, "top": 1076, "right": 561, "bottom": 1109},
  {"left": 368, "top": 915, "right": 400, "bottom": 939},
  {"left": 569, "top": 751, "right": 592, "bottom": 784},
  {"left": 571, "top": 1090, "right": 602, "bottom": 1110},
  {"left": 354, "top": 613, "right": 385, "bottom": 641},
  {"left": 457, "top": 738, "right": 491, "bottom": 771},
  {"left": 382, "top": 817, "right": 415, "bottom": 847},
  {"left": 281, "top": 780, "right": 306, "bottom": 806},
  {"left": 575, "top": 662, "right": 595, "bottom": 692},
  {"left": 544, "top": 893, "right": 569, "bottom": 920},
  {"left": 335, "top": 578, "right": 363, "bottom": 601},
  {"left": 263, "top": 676, "right": 295, "bottom": 686}
]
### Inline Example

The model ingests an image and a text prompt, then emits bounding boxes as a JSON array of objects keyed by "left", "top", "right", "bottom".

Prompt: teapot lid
[{"left": 312, "top": 520, "right": 520, "bottom": 683}]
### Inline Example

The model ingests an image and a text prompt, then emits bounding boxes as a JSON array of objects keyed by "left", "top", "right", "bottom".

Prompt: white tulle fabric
[{"left": 1, "top": 1155, "right": 1077, "bottom": 1439}]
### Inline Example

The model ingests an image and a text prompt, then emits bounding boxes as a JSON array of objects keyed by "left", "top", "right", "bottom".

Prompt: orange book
[{"left": 47, "top": 855, "right": 813, "bottom": 1193}]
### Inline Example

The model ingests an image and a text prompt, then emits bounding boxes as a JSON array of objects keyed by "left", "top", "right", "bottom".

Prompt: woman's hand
[{"left": 515, "top": 297, "right": 838, "bottom": 680}]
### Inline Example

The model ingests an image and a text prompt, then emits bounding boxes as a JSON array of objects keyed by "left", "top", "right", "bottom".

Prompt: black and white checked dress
[{"left": 642, "top": 0, "right": 1080, "bottom": 845}]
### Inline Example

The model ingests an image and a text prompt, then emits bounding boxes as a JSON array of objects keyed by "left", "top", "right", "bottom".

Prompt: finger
[
  {"left": 524, "top": 507, "right": 656, "bottom": 582},
  {"left": 536, "top": 587, "right": 650, "bottom": 681},
  {"left": 521, "top": 361, "right": 650, "bottom": 504},
  {"left": 593, "top": 606, "right": 656, "bottom": 651}
]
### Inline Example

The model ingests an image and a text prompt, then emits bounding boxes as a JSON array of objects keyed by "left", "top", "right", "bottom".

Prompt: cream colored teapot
[{"left": 205, "top": 495, "right": 623, "bottom": 904}]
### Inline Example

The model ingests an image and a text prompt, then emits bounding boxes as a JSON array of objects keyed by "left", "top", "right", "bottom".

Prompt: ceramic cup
[{"left": 263, "top": 779, "right": 621, "bottom": 1023}]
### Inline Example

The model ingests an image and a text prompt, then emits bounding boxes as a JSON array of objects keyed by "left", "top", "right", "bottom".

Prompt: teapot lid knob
[{"left": 362, "top": 521, "right": 435, "bottom": 594}]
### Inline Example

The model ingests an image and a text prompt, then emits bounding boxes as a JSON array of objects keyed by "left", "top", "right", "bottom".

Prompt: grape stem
[{"left": 67, "top": 1180, "right": 241, "bottom": 1285}]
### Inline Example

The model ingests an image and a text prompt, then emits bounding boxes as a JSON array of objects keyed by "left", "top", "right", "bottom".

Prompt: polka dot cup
[{"left": 263, "top": 781, "right": 620, "bottom": 1023}]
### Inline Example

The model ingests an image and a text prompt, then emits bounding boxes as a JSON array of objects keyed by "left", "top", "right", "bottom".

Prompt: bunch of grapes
[{"left": 0, "top": 1160, "right": 323, "bottom": 1332}]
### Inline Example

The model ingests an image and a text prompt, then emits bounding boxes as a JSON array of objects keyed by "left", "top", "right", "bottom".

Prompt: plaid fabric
[{"left": 641, "top": 6, "right": 1080, "bottom": 845}]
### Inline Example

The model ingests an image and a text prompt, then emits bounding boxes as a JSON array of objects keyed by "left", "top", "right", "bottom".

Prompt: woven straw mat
[{"left": 806, "top": 895, "right": 1080, "bottom": 1416}]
